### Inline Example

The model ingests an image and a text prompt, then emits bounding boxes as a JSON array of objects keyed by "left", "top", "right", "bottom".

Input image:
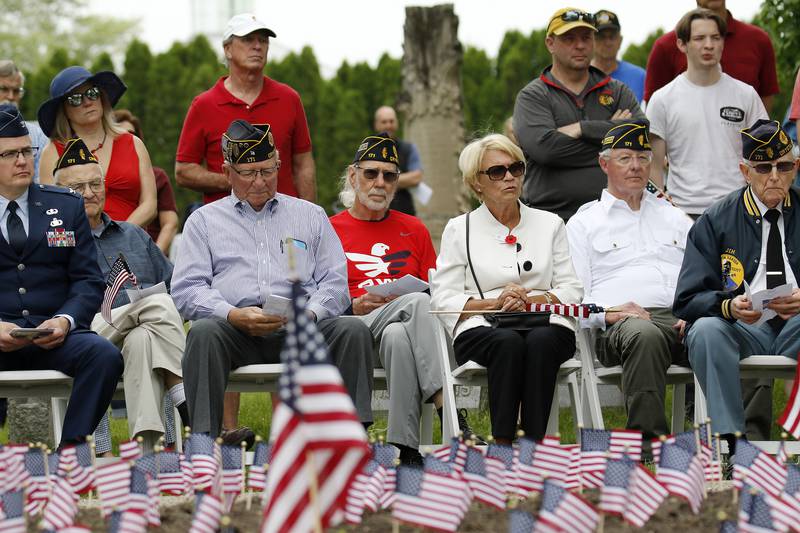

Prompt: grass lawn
[{"left": 1, "top": 380, "right": 790, "bottom": 451}]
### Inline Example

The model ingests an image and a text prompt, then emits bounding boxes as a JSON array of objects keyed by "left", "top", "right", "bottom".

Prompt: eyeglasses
[
  {"left": 0, "top": 85, "right": 24, "bottom": 97},
  {"left": 65, "top": 86, "right": 101, "bottom": 107},
  {"left": 551, "top": 10, "right": 596, "bottom": 26},
  {"left": 354, "top": 164, "right": 400, "bottom": 183},
  {"left": 608, "top": 154, "right": 653, "bottom": 166},
  {"left": 478, "top": 161, "right": 526, "bottom": 181},
  {"left": 231, "top": 163, "right": 280, "bottom": 180},
  {"left": 65, "top": 180, "right": 104, "bottom": 194},
  {"left": 0, "top": 147, "right": 37, "bottom": 161},
  {"left": 747, "top": 161, "right": 796, "bottom": 175}
]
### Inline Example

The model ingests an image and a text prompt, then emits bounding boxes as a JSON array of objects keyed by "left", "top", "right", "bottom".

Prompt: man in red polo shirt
[
  {"left": 175, "top": 13, "right": 316, "bottom": 204},
  {"left": 644, "top": 0, "right": 779, "bottom": 112}
]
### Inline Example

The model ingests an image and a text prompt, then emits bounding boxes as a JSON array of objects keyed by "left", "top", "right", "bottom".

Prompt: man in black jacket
[{"left": 674, "top": 119, "right": 800, "bottom": 452}]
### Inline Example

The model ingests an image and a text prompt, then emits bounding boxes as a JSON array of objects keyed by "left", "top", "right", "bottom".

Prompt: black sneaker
[
  {"left": 220, "top": 426, "right": 256, "bottom": 450},
  {"left": 399, "top": 447, "right": 424, "bottom": 466},
  {"left": 457, "top": 408, "right": 487, "bottom": 445}
]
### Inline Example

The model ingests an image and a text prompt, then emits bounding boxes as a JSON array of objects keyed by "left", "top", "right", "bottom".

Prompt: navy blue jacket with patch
[
  {"left": 673, "top": 185, "right": 800, "bottom": 323},
  {"left": 0, "top": 183, "right": 103, "bottom": 329}
]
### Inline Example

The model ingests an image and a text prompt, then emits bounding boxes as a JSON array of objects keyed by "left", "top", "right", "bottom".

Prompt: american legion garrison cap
[
  {"left": 353, "top": 132, "right": 399, "bottom": 164},
  {"left": 54, "top": 138, "right": 99, "bottom": 172},
  {"left": 601, "top": 120, "right": 651, "bottom": 151},
  {"left": 0, "top": 104, "right": 29, "bottom": 138},
  {"left": 221, "top": 120, "right": 276, "bottom": 164},
  {"left": 740, "top": 119, "right": 794, "bottom": 162}
]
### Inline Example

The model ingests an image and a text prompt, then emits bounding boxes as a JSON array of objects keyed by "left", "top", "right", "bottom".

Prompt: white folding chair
[
  {"left": 577, "top": 328, "right": 697, "bottom": 433},
  {"left": 435, "top": 317, "right": 583, "bottom": 443},
  {"left": 693, "top": 355, "right": 800, "bottom": 454}
]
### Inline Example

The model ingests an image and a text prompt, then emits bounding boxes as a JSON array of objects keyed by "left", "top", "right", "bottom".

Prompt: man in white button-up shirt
[{"left": 567, "top": 121, "right": 693, "bottom": 442}]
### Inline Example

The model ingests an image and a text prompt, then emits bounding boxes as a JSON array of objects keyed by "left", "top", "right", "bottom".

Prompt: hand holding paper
[{"left": 363, "top": 274, "right": 429, "bottom": 298}]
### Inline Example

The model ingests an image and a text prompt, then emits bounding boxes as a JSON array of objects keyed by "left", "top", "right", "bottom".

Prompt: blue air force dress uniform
[
  {"left": 673, "top": 119, "right": 800, "bottom": 439},
  {"left": 0, "top": 105, "right": 123, "bottom": 446}
]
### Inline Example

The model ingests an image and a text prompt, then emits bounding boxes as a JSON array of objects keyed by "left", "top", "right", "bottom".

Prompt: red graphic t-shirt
[{"left": 329, "top": 209, "right": 437, "bottom": 298}]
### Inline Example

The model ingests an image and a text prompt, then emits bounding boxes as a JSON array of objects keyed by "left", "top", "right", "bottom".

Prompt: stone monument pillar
[{"left": 400, "top": 4, "right": 468, "bottom": 247}]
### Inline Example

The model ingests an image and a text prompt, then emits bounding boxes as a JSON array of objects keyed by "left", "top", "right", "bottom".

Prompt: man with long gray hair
[{"left": 330, "top": 132, "right": 477, "bottom": 465}]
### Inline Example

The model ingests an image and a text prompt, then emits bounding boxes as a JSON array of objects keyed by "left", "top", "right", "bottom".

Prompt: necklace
[{"left": 89, "top": 130, "right": 108, "bottom": 154}]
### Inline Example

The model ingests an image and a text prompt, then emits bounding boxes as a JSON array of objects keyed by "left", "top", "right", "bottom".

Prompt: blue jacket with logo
[
  {"left": 673, "top": 185, "right": 800, "bottom": 323},
  {"left": 0, "top": 183, "right": 103, "bottom": 329}
]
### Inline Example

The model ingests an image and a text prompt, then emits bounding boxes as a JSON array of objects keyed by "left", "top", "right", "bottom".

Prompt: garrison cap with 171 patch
[
  {"left": 222, "top": 120, "right": 276, "bottom": 164},
  {"left": 353, "top": 132, "right": 399, "bottom": 165},
  {"left": 54, "top": 138, "right": 99, "bottom": 172},
  {"left": 740, "top": 119, "right": 794, "bottom": 162},
  {"left": 601, "top": 120, "right": 651, "bottom": 151}
]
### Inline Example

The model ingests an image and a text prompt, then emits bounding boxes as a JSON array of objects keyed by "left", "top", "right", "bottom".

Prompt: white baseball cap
[{"left": 223, "top": 13, "right": 276, "bottom": 41}]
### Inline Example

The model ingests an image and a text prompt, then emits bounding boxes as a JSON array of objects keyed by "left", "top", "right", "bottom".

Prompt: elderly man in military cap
[
  {"left": 675, "top": 119, "right": 800, "bottom": 455},
  {"left": 566, "top": 120, "right": 693, "bottom": 443},
  {"left": 52, "top": 138, "right": 187, "bottom": 453},
  {"left": 0, "top": 104, "right": 122, "bottom": 446},
  {"left": 172, "top": 120, "right": 374, "bottom": 439}
]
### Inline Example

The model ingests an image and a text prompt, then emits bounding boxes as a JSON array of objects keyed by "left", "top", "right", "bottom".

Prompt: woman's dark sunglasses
[
  {"left": 354, "top": 164, "right": 400, "bottom": 183},
  {"left": 65, "top": 86, "right": 101, "bottom": 107},
  {"left": 479, "top": 161, "right": 526, "bottom": 181}
]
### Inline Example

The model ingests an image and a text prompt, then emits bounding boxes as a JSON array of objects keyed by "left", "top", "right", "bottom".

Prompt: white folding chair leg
[
  {"left": 577, "top": 330, "right": 604, "bottom": 429},
  {"left": 435, "top": 321, "right": 459, "bottom": 442},
  {"left": 671, "top": 383, "right": 686, "bottom": 434},
  {"left": 693, "top": 375, "right": 708, "bottom": 425},
  {"left": 173, "top": 405, "right": 183, "bottom": 452},
  {"left": 547, "top": 385, "right": 560, "bottom": 435},
  {"left": 51, "top": 397, "right": 68, "bottom": 446},
  {"left": 420, "top": 403, "right": 434, "bottom": 446},
  {"left": 567, "top": 372, "right": 583, "bottom": 435}
]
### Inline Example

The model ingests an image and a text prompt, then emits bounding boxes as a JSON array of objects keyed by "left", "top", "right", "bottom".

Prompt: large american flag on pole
[
  {"left": 778, "top": 362, "right": 800, "bottom": 439},
  {"left": 260, "top": 281, "right": 370, "bottom": 533},
  {"left": 101, "top": 253, "right": 137, "bottom": 325}
]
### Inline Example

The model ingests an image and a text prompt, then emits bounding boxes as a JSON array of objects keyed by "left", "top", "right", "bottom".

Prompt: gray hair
[
  {"left": 222, "top": 36, "right": 234, "bottom": 68},
  {"left": 598, "top": 148, "right": 612, "bottom": 158},
  {"left": 338, "top": 166, "right": 355, "bottom": 208},
  {"left": 0, "top": 59, "right": 23, "bottom": 82}
]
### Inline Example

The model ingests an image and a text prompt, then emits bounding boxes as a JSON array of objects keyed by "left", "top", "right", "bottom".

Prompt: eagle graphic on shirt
[{"left": 345, "top": 243, "right": 411, "bottom": 278}]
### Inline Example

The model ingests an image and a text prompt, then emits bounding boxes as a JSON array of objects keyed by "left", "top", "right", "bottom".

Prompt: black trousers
[{"left": 454, "top": 325, "right": 575, "bottom": 441}]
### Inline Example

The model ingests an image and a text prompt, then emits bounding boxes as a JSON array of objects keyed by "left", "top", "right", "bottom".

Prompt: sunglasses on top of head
[
  {"left": 479, "top": 161, "right": 525, "bottom": 181},
  {"left": 552, "top": 10, "right": 595, "bottom": 25},
  {"left": 65, "top": 86, "right": 101, "bottom": 107}
]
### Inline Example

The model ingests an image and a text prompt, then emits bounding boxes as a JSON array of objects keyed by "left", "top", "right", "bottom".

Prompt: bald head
[{"left": 374, "top": 106, "right": 398, "bottom": 137}]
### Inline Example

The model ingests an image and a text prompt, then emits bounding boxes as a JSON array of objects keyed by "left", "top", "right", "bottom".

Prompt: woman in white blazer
[{"left": 430, "top": 133, "right": 583, "bottom": 443}]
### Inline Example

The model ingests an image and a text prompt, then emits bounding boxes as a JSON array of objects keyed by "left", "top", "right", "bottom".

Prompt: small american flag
[
  {"left": 734, "top": 439, "right": 787, "bottom": 497},
  {"left": 58, "top": 444, "right": 94, "bottom": 494},
  {"left": 508, "top": 509, "right": 536, "bottom": 533},
  {"left": 260, "top": 282, "right": 370, "bottom": 533},
  {"left": 344, "top": 459, "right": 376, "bottom": 524},
  {"left": 624, "top": 464, "right": 668, "bottom": 527},
  {"left": 95, "top": 460, "right": 132, "bottom": 517},
  {"left": 463, "top": 446, "right": 506, "bottom": 510},
  {"left": 432, "top": 436, "right": 468, "bottom": 473},
  {"left": 102, "top": 253, "right": 138, "bottom": 325},
  {"left": 698, "top": 425, "right": 723, "bottom": 481},
  {"left": 652, "top": 430, "right": 715, "bottom": 482},
  {"left": 527, "top": 303, "right": 604, "bottom": 318},
  {"left": 155, "top": 450, "right": 185, "bottom": 495},
  {"left": 534, "top": 478, "right": 598, "bottom": 533},
  {"left": 23, "top": 448, "right": 49, "bottom": 516},
  {"left": 221, "top": 444, "right": 243, "bottom": 494},
  {"left": 392, "top": 457, "right": 472, "bottom": 532},
  {"left": 190, "top": 493, "right": 224, "bottom": 533},
  {"left": 119, "top": 440, "right": 142, "bottom": 461},
  {"left": 563, "top": 445, "right": 582, "bottom": 491},
  {"left": 485, "top": 443, "right": 519, "bottom": 498},
  {"left": 778, "top": 363, "right": 800, "bottom": 440},
  {"left": 189, "top": 433, "right": 220, "bottom": 492},
  {"left": 0, "top": 446, "right": 29, "bottom": 493},
  {"left": 655, "top": 441, "right": 705, "bottom": 513},
  {"left": 599, "top": 456, "right": 635, "bottom": 516},
  {"left": 374, "top": 442, "right": 397, "bottom": 510},
  {"left": 514, "top": 437, "right": 544, "bottom": 496},
  {"left": 247, "top": 441, "right": 272, "bottom": 491},
  {"left": 738, "top": 486, "right": 785, "bottom": 533},
  {"left": 0, "top": 490, "right": 25, "bottom": 533},
  {"left": 41, "top": 474, "right": 78, "bottom": 530},
  {"left": 125, "top": 466, "right": 151, "bottom": 515},
  {"left": 784, "top": 464, "right": 800, "bottom": 508},
  {"left": 579, "top": 428, "right": 642, "bottom": 488}
]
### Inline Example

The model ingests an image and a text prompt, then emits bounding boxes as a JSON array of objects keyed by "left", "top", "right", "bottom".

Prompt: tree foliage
[
  {"left": 754, "top": 0, "right": 800, "bottom": 118},
  {"left": 622, "top": 28, "right": 664, "bottom": 69}
]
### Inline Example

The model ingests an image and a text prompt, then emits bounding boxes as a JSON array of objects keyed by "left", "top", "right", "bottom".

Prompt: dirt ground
[{"left": 45, "top": 484, "right": 738, "bottom": 532}]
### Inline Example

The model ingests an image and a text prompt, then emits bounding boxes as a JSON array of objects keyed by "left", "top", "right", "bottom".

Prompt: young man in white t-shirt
[{"left": 647, "top": 7, "right": 767, "bottom": 217}]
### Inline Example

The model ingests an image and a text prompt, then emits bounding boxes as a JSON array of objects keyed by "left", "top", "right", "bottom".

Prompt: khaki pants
[{"left": 91, "top": 293, "right": 185, "bottom": 437}]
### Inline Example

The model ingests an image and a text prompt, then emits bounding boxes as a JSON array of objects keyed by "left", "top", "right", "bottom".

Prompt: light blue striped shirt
[{"left": 171, "top": 192, "right": 349, "bottom": 322}]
